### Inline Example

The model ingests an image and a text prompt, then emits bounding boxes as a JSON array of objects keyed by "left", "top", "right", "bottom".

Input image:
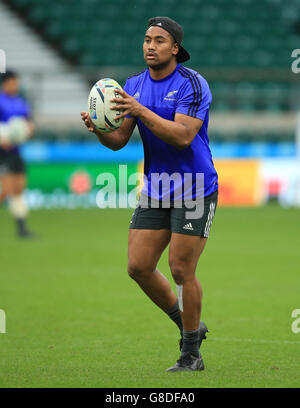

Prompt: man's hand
[
  {"left": 80, "top": 110, "right": 136, "bottom": 151},
  {"left": 27, "top": 120, "right": 35, "bottom": 139},
  {"left": 80, "top": 111, "right": 97, "bottom": 133},
  {"left": 110, "top": 89, "right": 144, "bottom": 120},
  {"left": 0, "top": 139, "right": 13, "bottom": 150},
  {"left": 0, "top": 127, "right": 12, "bottom": 149},
  {"left": 110, "top": 90, "right": 203, "bottom": 149}
]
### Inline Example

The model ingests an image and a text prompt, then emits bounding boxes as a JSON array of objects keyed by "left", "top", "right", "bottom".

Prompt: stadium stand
[
  {"left": 6, "top": 0, "right": 299, "bottom": 68},
  {"left": 2, "top": 0, "right": 299, "bottom": 142},
  {"left": 0, "top": 1, "right": 90, "bottom": 127}
]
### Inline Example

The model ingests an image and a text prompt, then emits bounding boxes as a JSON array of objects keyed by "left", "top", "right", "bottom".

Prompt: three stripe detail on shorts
[{"left": 204, "top": 202, "right": 216, "bottom": 238}]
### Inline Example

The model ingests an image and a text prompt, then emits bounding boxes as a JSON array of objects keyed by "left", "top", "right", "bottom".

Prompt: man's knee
[
  {"left": 169, "top": 259, "right": 186, "bottom": 285},
  {"left": 127, "top": 260, "right": 152, "bottom": 281},
  {"left": 13, "top": 176, "right": 26, "bottom": 195},
  {"left": 169, "top": 257, "right": 196, "bottom": 285},
  {"left": 13, "top": 185, "right": 24, "bottom": 196}
]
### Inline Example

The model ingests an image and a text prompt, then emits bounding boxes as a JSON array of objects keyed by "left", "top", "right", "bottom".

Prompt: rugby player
[
  {"left": 0, "top": 70, "right": 34, "bottom": 238},
  {"left": 81, "top": 17, "right": 218, "bottom": 372}
]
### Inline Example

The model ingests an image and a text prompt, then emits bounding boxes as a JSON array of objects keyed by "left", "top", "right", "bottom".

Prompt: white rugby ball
[{"left": 88, "top": 78, "right": 124, "bottom": 133}]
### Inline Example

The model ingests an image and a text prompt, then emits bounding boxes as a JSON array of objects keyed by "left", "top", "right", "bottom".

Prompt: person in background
[{"left": 0, "top": 70, "right": 35, "bottom": 238}]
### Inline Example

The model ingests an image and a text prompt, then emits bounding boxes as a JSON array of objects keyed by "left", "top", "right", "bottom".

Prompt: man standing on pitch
[
  {"left": 0, "top": 70, "right": 35, "bottom": 238},
  {"left": 81, "top": 17, "right": 218, "bottom": 372}
]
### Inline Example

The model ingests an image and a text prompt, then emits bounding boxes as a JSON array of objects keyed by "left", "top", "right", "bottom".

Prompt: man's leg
[
  {"left": 169, "top": 234, "right": 207, "bottom": 331},
  {"left": 0, "top": 173, "right": 11, "bottom": 203},
  {"left": 0, "top": 175, "right": 6, "bottom": 203},
  {"left": 166, "top": 233, "right": 208, "bottom": 371},
  {"left": 2, "top": 172, "right": 31, "bottom": 237},
  {"left": 128, "top": 229, "right": 178, "bottom": 312}
]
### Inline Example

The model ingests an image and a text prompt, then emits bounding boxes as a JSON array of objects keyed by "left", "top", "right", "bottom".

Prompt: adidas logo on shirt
[{"left": 183, "top": 222, "right": 194, "bottom": 231}]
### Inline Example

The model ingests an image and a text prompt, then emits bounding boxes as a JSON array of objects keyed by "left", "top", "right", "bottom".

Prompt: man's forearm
[
  {"left": 137, "top": 106, "right": 189, "bottom": 149},
  {"left": 94, "top": 129, "right": 124, "bottom": 151}
]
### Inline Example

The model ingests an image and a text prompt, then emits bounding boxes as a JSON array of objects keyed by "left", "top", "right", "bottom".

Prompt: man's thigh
[
  {"left": 128, "top": 204, "right": 172, "bottom": 270},
  {"left": 0, "top": 173, "right": 16, "bottom": 196},
  {"left": 0, "top": 173, "right": 26, "bottom": 196},
  {"left": 169, "top": 233, "right": 207, "bottom": 276},
  {"left": 128, "top": 229, "right": 171, "bottom": 271},
  {"left": 12, "top": 173, "right": 26, "bottom": 194}
]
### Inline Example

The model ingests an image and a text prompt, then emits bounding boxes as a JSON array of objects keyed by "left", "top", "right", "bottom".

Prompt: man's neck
[
  {"left": 148, "top": 60, "right": 178, "bottom": 80},
  {"left": 2, "top": 90, "right": 16, "bottom": 96}
]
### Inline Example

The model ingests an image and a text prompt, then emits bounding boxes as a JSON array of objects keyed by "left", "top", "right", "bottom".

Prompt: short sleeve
[
  {"left": 176, "top": 75, "right": 212, "bottom": 121},
  {"left": 123, "top": 79, "right": 131, "bottom": 95}
]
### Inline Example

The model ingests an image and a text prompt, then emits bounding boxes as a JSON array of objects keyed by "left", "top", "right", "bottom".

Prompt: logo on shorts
[
  {"left": 183, "top": 222, "right": 194, "bottom": 231},
  {"left": 133, "top": 92, "right": 140, "bottom": 99}
]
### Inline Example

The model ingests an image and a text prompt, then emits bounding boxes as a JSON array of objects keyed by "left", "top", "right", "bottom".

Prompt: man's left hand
[{"left": 110, "top": 89, "right": 143, "bottom": 120}]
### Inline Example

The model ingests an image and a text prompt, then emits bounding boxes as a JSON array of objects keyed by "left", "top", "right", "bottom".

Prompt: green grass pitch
[{"left": 0, "top": 205, "right": 300, "bottom": 388}]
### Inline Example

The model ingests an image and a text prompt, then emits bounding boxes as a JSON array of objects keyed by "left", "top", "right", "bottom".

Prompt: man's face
[
  {"left": 143, "top": 26, "right": 179, "bottom": 69},
  {"left": 2, "top": 77, "right": 19, "bottom": 95}
]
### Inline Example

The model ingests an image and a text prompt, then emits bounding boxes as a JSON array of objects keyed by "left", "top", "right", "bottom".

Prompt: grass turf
[{"left": 0, "top": 205, "right": 300, "bottom": 388}]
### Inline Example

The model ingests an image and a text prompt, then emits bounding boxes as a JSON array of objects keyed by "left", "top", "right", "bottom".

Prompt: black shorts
[
  {"left": 0, "top": 150, "right": 25, "bottom": 175},
  {"left": 130, "top": 190, "right": 218, "bottom": 237}
]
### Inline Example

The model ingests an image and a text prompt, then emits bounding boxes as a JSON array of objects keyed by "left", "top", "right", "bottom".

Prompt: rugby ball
[
  {"left": 88, "top": 78, "right": 124, "bottom": 133},
  {"left": 0, "top": 117, "right": 30, "bottom": 145}
]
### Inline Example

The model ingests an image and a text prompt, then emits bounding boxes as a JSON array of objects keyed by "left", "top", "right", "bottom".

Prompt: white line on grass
[{"left": 210, "top": 337, "right": 300, "bottom": 345}]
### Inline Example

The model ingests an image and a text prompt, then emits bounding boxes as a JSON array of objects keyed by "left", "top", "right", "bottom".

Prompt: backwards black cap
[
  {"left": 1, "top": 70, "right": 18, "bottom": 82},
  {"left": 147, "top": 16, "right": 190, "bottom": 63}
]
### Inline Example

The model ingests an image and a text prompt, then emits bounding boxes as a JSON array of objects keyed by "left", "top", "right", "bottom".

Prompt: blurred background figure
[{"left": 0, "top": 70, "right": 35, "bottom": 238}]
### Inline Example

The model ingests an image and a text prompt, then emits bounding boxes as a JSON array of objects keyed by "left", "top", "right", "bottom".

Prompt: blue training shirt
[
  {"left": 0, "top": 91, "right": 31, "bottom": 154},
  {"left": 123, "top": 64, "right": 218, "bottom": 201}
]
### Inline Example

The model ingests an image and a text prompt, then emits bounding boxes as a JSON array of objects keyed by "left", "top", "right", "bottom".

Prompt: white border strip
[{"left": 210, "top": 337, "right": 300, "bottom": 345}]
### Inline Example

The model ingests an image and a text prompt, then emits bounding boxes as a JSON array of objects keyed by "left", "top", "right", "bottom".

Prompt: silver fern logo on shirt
[{"left": 164, "top": 90, "right": 178, "bottom": 101}]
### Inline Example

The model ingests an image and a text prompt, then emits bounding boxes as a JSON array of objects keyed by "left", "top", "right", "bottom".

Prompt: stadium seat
[
  {"left": 7, "top": 0, "right": 298, "bottom": 114},
  {"left": 12, "top": 0, "right": 297, "bottom": 69}
]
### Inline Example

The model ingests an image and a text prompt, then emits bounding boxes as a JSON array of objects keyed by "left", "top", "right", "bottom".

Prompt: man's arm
[
  {"left": 138, "top": 110, "right": 202, "bottom": 150},
  {"left": 110, "top": 90, "right": 203, "bottom": 150},
  {"left": 27, "top": 119, "right": 35, "bottom": 138},
  {"left": 80, "top": 112, "right": 136, "bottom": 151}
]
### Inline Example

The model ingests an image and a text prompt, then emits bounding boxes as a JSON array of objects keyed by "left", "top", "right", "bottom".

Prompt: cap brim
[{"left": 177, "top": 46, "right": 190, "bottom": 63}]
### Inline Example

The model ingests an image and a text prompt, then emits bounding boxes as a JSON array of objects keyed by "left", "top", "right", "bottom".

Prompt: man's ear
[{"left": 172, "top": 42, "right": 180, "bottom": 58}]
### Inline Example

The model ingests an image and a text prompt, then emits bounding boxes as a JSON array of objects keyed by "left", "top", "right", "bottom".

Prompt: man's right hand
[
  {"left": 0, "top": 140, "right": 13, "bottom": 150},
  {"left": 80, "top": 111, "right": 136, "bottom": 151},
  {"left": 80, "top": 112, "right": 97, "bottom": 133},
  {"left": 0, "top": 129, "right": 12, "bottom": 149}
]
